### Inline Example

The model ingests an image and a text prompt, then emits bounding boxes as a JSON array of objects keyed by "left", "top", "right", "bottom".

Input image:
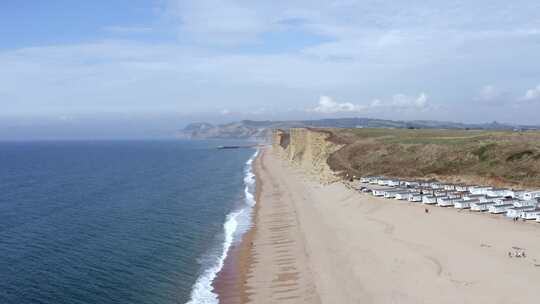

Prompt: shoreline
[
  {"left": 213, "top": 149, "right": 263, "bottom": 304},
  {"left": 231, "top": 147, "right": 320, "bottom": 303}
]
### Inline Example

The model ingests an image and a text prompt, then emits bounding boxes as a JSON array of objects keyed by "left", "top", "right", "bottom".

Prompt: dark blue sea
[{"left": 0, "top": 140, "right": 258, "bottom": 304}]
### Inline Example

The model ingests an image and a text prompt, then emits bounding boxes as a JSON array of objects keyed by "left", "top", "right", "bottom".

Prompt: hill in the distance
[{"left": 179, "top": 118, "right": 539, "bottom": 140}]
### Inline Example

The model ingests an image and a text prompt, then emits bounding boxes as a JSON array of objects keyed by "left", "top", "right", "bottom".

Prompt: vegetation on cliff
[{"left": 325, "top": 128, "right": 540, "bottom": 188}]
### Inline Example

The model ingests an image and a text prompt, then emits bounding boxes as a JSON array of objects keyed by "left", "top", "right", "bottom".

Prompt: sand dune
[{"left": 244, "top": 147, "right": 540, "bottom": 303}]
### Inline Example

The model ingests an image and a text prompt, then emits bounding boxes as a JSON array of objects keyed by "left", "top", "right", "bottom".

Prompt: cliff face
[
  {"left": 272, "top": 127, "right": 540, "bottom": 188},
  {"left": 272, "top": 128, "right": 343, "bottom": 182}
]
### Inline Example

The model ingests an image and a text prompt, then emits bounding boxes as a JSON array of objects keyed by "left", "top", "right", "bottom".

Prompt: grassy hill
[{"left": 325, "top": 128, "right": 540, "bottom": 188}]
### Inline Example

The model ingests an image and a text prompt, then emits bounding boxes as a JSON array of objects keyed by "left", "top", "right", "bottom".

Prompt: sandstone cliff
[
  {"left": 272, "top": 127, "right": 540, "bottom": 188},
  {"left": 272, "top": 128, "right": 343, "bottom": 183}
]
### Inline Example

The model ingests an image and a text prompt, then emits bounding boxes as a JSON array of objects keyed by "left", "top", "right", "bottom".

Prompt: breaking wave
[{"left": 186, "top": 149, "right": 259, "bottom": 304}]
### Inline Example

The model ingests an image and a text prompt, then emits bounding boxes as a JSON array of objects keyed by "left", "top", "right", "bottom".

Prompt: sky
[{"left": 1, "top": 0, "right": 540, "bottom": 138}]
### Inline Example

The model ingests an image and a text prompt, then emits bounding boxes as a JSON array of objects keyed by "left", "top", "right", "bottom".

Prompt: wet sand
[
  {"left": 222, "top": 147, "right": 540, "bottom": 303},
  {"left": 214, "top": 154, "right": 261, "bottom": 304}
]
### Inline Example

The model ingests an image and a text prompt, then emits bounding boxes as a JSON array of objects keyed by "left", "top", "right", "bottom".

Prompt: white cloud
[
  {"left": 249, "top": 108, "right": 266, "bottom": 115},
  {"left": 58, "top": 115, "right": 77, "bottom": 122},
  {"left": 102, "top": 26, "right": 153, "bottom": 34},
  {"left": 167, "top": 0, "right": 272, "bottom": 45},
  {"left": 312, "top": 96, "right": 366, "bottom": 113},
  {"left": 389, "top": 93, "right": 429, "bottom": 109},
  {"left": 311, "top": 93, "right": 429, "bottom": 114},
  {"left": 477, "top": 85, "right": 500, "bottom": 101},
  {"left": 474, "top": 85, "right": 509, "bottom": 104},
  {"left": 220, "top": 109, "right": 231, "bottom": 115},
  {"left": 2, "top": 0, "right": 540, "bottom": 123},
  {"left": 521, "top": 84, "right": 540, "bottom": 102},
  {"left": 472, "top": 84, "right": 540, "bottom": 105}
]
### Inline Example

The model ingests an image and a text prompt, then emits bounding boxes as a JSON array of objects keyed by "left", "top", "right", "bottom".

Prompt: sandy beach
[{"left": 237, "top": 147, "right": 540, "bottom": 303}]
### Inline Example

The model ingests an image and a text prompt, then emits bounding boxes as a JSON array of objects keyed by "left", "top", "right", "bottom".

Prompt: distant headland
[{"left": 178, "top": 118, "right": 540, "bottom": 141}]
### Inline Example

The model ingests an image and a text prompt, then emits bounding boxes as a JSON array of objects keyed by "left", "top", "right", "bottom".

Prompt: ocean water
[{"left": 0, "top": 140, "right": 258, "bottom": 304}]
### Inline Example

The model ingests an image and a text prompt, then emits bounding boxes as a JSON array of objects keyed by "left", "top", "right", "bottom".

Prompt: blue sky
[
  {"left": 1, "top": 0, "right": 540, "bottom": 131},
  {"left": 0, "top": 1, "right": 159, "bottom": 48}
]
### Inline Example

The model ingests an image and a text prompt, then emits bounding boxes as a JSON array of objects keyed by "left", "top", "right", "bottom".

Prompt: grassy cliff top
[{"left": 325, "top": 128, "right": 540, "bottom": 188}]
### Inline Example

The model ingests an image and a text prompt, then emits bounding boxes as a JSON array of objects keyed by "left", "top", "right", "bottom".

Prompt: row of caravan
[
  {"left": 361, "top": 176, "right": 540, "bottom": 201},
  {"left": 363, "top": 179, "right": 540, "bottom": 222}
]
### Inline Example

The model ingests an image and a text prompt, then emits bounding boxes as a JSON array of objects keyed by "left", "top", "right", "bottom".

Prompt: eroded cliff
[
  {"left": 272, "top": 128, "right": 343, "bottom": 183},
  {"left": 272, "top": 127, "right": 540, "bottom": 188}
]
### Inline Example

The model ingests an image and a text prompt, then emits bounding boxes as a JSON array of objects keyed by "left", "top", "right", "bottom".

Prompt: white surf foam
[{"left": 186, "top": 148, "right": 259, "bottom": 304}]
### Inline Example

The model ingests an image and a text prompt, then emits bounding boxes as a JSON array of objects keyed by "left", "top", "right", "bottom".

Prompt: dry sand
[{"left": 242, "top": 147, "right": 540, "bottom": 304}]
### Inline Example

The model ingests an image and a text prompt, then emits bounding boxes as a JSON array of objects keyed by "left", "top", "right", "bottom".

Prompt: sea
[{"left": 0, "top": 140, "right": 258, "bottom": 304}]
